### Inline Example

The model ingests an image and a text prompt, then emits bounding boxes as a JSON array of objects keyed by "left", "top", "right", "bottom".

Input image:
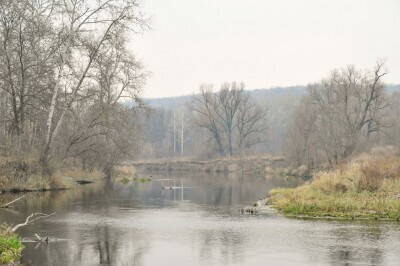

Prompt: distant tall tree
[
  {"left": 285, "top": 62, "right": 388, "bottom": 166},
  {"left": 191, "top": 84, "right": 225, "bottom": 155},
  {"left": 236, "top": 92, "right": 267, "bottom": 152},
  {"left": 190, "top": 82, "right": 267, "bottom": 157}
]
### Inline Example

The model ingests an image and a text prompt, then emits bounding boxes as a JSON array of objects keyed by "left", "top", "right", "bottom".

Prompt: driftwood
[
  {"left": 0, "top": 195, "right": 25, "bottom": 208},
  {"left": 34, "top": 233, "right": 49, "bottom": 243},
  {"left": 11, "top": 212, "right": 55, "bottom": 232}
]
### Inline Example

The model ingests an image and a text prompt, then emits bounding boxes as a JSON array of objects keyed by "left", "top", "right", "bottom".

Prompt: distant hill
[
  {"left": 143, "top": 84, "right": 400, "bottom": 110},
  {"left": 143, "top": 86, "right": 307, "bottom": 110},
  {"left": 143, "top": 95, "right": 192, "bottom": 109},
  {"left": 386, "top": 84, "right": 400, "bottom": 93}
]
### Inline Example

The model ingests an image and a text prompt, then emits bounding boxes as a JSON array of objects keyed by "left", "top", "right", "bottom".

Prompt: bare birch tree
[{"left": 0, "top": 0, "right": 147, "bottom": 175}]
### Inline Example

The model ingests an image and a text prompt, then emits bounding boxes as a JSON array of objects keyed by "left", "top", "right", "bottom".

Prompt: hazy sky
[{"left": 130, "top": 0, "right": 400, "bottom": 98}]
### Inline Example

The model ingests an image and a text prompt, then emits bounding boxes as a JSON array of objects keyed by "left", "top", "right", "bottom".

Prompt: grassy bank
[
  {"left": 113, "top": 165, "right": 151, "bottom": 184},
  {"left": 0, "top": 232, "right": 23, "bottom": 265},
  {"left": 0, "top": 156, "right": 104, "bottom": 193},
  {"left": 132, "top": 155, "right": 285, "bottom": 175},
  {"left": 269, "top": 154, "right": 400, "bottom": 220}
]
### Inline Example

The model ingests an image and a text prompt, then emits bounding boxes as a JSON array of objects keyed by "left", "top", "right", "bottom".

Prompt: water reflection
[
  {"left": 327, "top": 223, "right": 387, "bottom": 266},
  {"left": 1, "top": 172, "right": 400, "bottom": 265}
]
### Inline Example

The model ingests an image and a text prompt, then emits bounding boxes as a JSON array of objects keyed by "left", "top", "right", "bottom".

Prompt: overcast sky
[{"left": 130, "top": 0, "right": 400, "bottom": 98}]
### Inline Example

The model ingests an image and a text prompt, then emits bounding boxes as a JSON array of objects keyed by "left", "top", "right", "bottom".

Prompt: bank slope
[{"left": 269, "top": 153, "right": 400, "bottom": 220}]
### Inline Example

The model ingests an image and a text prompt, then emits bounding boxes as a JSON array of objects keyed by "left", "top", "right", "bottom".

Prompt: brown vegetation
[
  {"left": 269, "top": 149, "right": 400, "bottom": 219},
  {"left": 132, "top": 155, "right": 284, "bottom": 175},
  {"left": 0, "top": 156, "right": 107, "bottom": 192}
]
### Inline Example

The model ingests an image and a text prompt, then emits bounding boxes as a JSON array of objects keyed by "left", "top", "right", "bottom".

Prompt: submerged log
[
  {"left": 11, "top": 212, "right": 55, "bottom": 232},
  {"left": 76, "top": 180, "right": 94, "bottom": 185},
  {"left": 0, "top": 195, "right": 25, "bottom": 208}
]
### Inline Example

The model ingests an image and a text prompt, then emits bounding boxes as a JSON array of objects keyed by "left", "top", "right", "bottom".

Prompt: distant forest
[{"left": 135, "top": 81, "right": 400, "bottom": 161}]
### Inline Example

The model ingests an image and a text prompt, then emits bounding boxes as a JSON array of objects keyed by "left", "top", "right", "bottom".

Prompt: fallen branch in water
[
  {"left": 0, "top": 195, "right": 25, "bottom": 208},
  {"left": 34, "top": 233, "right": 49, "bottom": 243},
  {"left": 11, "top": 212, "right": 55, "bottom": 232}
]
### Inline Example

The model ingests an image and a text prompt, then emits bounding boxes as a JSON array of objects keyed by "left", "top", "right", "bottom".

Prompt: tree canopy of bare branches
[
  {"left": 190, "top": 82, "right": 267, "bottom": 157},
  {"left": 0, "top": 0, "right": 147, "bottom": 174},
  {"left": 285, "top": 62, "right": 388, "bottom": 166}
]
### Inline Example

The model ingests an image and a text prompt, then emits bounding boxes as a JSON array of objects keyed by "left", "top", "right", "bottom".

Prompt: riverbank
[
  {"left": 131, "top": 155, "right": 286, "bottom": 175},
  {"left": 0, "top": 156, "right": 104, "bottom": 193},
  {"left": 0, "top": 232, "right": 23, "bottom": 265},
  {"left": 268, "top": 154, "right": 400, "bottom": 220}
]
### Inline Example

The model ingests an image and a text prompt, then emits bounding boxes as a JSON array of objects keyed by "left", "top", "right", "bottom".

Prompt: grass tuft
[{"left": 0, "top": 229, "right": 23, "bottom": 265}]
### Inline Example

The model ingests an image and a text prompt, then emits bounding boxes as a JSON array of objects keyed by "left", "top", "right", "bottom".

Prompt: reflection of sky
[{"left": 12, "top": 174, "right": 400, "bottom": 265}]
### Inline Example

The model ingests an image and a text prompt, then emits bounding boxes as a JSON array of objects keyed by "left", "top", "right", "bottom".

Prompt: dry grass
[
  {"left": 269, "top": 151, "right": 400, "bottom": 220},
  {"left": 114, "top": 165, "right": 136, "bottom": 177},
  {"left": 132, "top": 154, "right": 282, "bottom": 164},
  {"left": 132, "top": 154, "right": 283, "bottom": 175},
  {"left": 55, "top": 167, "right": 103, "bottom": 180},
  {"left": 0, "top": 156, "right": 55, "bottom": 191},
  {"left": 113, "top": 165, "right": 138, "bottom": 184},
  {"left": 0, "top": 156, "right": 106, "bottom": 192}
]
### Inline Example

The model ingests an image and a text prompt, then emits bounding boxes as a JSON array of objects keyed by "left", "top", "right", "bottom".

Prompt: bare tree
[
  {"left": 236, "top": 92, "right": 267, "bottom": 152},
  {"left": 190, "top": 82, "right": 267, "bottom": 157},
  {"left": 40, "top": 0, "right": 147, "bottom": 172},
  {"left": 216, "top": 82, "right": 243, "bottom": 156},
  {"left": 191, "top": 84, "right": 225, "bottom": 155},
  {"left": 0, "top": 0, "right": 56, "bottom": 140},
  {"left": 0, "top": 0, "right": 147, "bottom": 176},
  {"left": 284, "top": 96, "right": 319, "bottom": 167},
  {"left": 285, "top": 62, "right": 388, "bottom": 166}
]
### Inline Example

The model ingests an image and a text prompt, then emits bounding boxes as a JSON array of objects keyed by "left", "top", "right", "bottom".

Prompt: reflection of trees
[
  {"left": 199, "top": 229, "right": 245, "bottom": 266},
  {"left": 21, "top": 171, "right": 396, "bottom": 266},
  {"left": 329, "top": 245, "right": 383, "bottom": 266},
  {"left": 326, "top": 223, "right": 385, "bottom": 266},
  {"left": 97, "top": 226, "right": 115, "bottom": 264},
  {"left": 22, "top": 224, "right": 151, "bottom": 265},
  {"left": 290, "top": 219, "right": 392, "bottom": 266},
  {"left": 157, "top": 171, "right": 277, "bottom": 206}
]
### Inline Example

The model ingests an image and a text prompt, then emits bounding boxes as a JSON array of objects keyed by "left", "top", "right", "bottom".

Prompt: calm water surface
[{"left": 1, "top": 172, "right": 400, "bottom": 266}]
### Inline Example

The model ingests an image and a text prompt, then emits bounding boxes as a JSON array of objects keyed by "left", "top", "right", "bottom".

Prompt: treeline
[
  {"left": 138, "top": 62, "right": 400, "bottom": 170},
  {"left": 1, "top": 3, "right": 398, "bottom": 183},
  {"left": 137, "top": 83, "right": 270, "bottom": 159},
  {"left": 0, "top": 0, "right": 146, "bottom": 175},
  {"left": 285, "top": 62, "right": 400, "bottom": 168}
]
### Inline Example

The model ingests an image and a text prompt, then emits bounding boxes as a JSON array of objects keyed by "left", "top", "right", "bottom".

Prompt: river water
[{"left": 1, "top": 172, "right": 400, "bottom": 266}]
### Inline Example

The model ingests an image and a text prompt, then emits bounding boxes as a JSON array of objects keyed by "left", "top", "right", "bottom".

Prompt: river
[{"left": 1, "top": 172, "right": 400, "bottom": 266}]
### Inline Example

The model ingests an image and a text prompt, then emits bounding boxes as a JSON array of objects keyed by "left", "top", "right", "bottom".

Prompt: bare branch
[
  {"left": 0, "top": 195, "right": 25, "bottom": 208},
  {"left": 11, "top": 212, "right": 56, "bottom": 232}
]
